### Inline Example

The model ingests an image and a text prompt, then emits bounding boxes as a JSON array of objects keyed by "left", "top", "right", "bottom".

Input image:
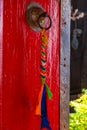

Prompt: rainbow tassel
[{"left": 36, "top": 29, "right": 53, "bottom": 130}]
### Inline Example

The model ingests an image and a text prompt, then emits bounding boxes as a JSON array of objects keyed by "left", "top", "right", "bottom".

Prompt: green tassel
[{"left": 45, "top": 84, "right": 53, "bottom": 100}]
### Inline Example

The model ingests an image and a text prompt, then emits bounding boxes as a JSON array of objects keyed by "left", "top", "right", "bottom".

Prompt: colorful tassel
[{"left": 36, "top": 29, "right": 53, "bottom": 130}]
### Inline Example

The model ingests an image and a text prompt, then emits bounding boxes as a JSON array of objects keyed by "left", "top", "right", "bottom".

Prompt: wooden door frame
[{"left": 60, "top": 0, "right": 71, "bottom": 130}]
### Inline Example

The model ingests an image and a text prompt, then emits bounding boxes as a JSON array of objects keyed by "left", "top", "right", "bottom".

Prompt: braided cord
[
  {"left": 35, "top": 29, "right": 53, "bottom": 116},
  {"left": 40, "top": 29, "right": 53, "bottom": 99}
]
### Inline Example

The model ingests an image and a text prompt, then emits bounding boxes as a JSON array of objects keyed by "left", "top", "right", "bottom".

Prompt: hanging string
[{"left": 35, "top": 29, "right": 53, "bottom": 130}]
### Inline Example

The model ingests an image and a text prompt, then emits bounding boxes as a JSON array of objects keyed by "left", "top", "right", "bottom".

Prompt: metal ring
[{"left": 37, "top": 12, "right": 52, "bottom": 30}]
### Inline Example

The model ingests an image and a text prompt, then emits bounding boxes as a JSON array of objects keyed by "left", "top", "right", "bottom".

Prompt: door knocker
[{"left": 26, "top": 2, "right": 52, "bottom": 32}]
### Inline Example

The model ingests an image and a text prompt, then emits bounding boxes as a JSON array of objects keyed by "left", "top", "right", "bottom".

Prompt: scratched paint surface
[
  {"left": 2, "top": 0, "right": 60, "bottom": 130},
  {"left": 0, "top": 0, "right": 3, "bottom": 129}
]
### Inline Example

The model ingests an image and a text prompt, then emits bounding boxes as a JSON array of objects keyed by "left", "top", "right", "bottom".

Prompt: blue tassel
[{"left": 41, "top": 85, "right": 52, "bottom": 130}]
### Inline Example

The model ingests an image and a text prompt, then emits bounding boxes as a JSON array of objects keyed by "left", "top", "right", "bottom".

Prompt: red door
[{"left": 1, "top": 0, "right": 60, "bottom": 130}]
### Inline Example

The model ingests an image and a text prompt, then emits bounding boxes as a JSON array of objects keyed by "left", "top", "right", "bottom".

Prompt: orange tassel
[{"left": 35, "top": 84, "right": 44, "bottom": 116}]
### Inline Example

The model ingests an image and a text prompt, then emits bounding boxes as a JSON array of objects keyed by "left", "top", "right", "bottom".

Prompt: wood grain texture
[
  {"left": 60, "top": 0, "right": 70, "bottom": 130},
  {"left": 0, "top": 0, "right": 3, "bottom": 129},
  {"left": 2, "top": 0, "right": 60, "bottom": 130}
]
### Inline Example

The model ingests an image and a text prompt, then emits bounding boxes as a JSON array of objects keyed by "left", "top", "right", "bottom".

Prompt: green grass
[{"left": 70, "top": 89, "right": 87, "bottom": 130}]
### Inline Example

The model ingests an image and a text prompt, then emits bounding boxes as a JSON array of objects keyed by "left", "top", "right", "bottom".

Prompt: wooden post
[
  {"left": 60, "top": 0, "right": 70, "bottom": 130},
  {"left": 0, "top": 0, "right": 3, "bottom": 129}
]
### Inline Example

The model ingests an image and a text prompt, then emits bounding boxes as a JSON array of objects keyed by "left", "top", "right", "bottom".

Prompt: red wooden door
[{"left": 1, "top": 0, "right": 60, "bottom": 130}]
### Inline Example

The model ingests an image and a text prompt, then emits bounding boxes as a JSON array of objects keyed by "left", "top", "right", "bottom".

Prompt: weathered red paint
[
  {"left": 1, "top": 0, "right": 60, "bottom": 130},
  {"left": 0, "top": 0, "right": 3, "bottom": 129}
]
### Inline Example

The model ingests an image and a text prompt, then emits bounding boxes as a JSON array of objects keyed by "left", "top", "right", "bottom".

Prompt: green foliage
[{"left": 70, "top": 89, "right": 87, "bottom": 130}]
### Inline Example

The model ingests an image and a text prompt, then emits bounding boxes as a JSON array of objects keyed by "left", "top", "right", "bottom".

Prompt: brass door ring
[{"left": 38, "top": 12, "right": 52, "bottom": 30}]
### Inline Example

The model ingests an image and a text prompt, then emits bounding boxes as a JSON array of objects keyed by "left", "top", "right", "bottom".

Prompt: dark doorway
[{"left": 70, "top": 0, "right": 87, "bottom": 97}]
